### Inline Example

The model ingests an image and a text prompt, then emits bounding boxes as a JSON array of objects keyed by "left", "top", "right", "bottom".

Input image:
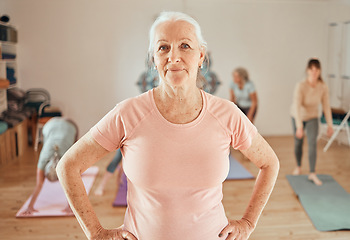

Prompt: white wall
[
  {"left": 0, "top": 0, "right": 182, "bottom": 136},
  {"left": 186, "top": 0, "right": 329, "bottom": 135},
  {"left": 324, "top": 0, "right": 350, "bottom": 145},
  {"left": 325, "top": 0, "right": 350, "bottom": 109},
  {"left": 1, "top": 0, "right": 348, "bottom": 136}
]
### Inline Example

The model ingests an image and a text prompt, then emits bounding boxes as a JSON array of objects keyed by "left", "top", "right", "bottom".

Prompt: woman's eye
[
  {"left": 181, "top": 43, "right": 190, "bottom": 49},
  {"left": 158, "top": 45, "right": 168, "bottom": 51}
]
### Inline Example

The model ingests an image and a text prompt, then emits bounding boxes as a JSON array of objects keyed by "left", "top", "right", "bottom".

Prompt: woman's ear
[{"left": 199, "top": 47, "right": 206, "bottom": 67}]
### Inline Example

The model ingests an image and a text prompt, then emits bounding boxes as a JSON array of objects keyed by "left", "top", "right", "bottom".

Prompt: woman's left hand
[
  {"left": 327, "top": 126, "right": 334, "bottom": 138},
  {"left": 218, "top": 218, "right": 255, "bottom": 240}
]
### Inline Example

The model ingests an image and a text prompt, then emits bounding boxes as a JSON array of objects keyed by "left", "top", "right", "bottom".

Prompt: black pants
[{"left": 237, "top": 105, "right": 257, "bottom": 119}]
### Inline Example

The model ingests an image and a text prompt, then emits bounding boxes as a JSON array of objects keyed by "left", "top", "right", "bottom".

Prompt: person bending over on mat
[
  {"left": 57, "top": 11, "right": 279, "bottom": 240},
  {"left": 94, "top": 149, "right": 123, "bottom": 196},
  {"left": 290, "top": 58, "right": 333, "bottom": 186},
  {"left": 230, "top": 67, "right": 258, "bottom": 123},
  {"left": 20, "top": 117, "right": 78, "bottom": 216}
]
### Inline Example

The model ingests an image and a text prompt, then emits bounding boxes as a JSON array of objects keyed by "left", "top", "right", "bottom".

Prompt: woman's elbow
[
  {"left": 262, "top": 155, "right": 280, "bottom": 174},
  {"left": 56, "top": 156, "right": 72, "bottom": 180},
  {"left": 56, "top": 159, "right": 66, "bottom": 180},
  {"left": 269, "top": 156, "right": 280, "bottom": 175},
  {"left": 275, "top": 158, "right": 280, "bottom": 172}
]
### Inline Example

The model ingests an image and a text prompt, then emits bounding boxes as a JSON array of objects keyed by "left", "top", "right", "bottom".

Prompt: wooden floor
[{"left": 0, "top": 136, "right": 349, "bottom": 240}]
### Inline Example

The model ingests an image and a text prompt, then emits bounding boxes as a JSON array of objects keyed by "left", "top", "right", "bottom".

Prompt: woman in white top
[{"left": 230, "top": 67, "right": 258, "bottom": 123}]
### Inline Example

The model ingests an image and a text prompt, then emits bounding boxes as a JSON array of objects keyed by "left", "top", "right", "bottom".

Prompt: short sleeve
[
  {"left": 247, "top": 81, "right": 256, "bottom": 94},
  {"left": 231, "top": 105, "right": 258, "bottom": 150},
  {"left": 90, "top": 104, "right": 126, "bottom": 152}
]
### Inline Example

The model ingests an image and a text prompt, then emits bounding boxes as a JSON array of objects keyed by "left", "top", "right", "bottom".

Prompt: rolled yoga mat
[
  {"left": 113, "top": 155, "right": 254, "bottom": 207},
  {"left": 16, "top": 166, "right": 99, "bottom": 218},
  {"left": 286, "top": 174, "right": 350, "bottom": 231}
]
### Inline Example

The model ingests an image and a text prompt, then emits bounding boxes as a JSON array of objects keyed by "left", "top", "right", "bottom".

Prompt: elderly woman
[
  {"left": 230, "top": 68, "right": 258, "bottom": 123},
  {"left": 57, "top": 12, "right": 279, "bottom": 240}
]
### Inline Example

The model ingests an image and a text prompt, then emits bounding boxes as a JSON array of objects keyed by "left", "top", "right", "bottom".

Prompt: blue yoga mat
[
  {"left": 287, "top": 175, "right": 350, "bottom": 231},
  {"left": 226, "top": 155, "right": 254, "bottom": 180}
]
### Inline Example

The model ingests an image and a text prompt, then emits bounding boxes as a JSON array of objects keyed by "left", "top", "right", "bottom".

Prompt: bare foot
[
  {"left": 94, "top": 187, "right": 104, "bottom": 196},
  {"left": 308, "top": 173, "right": 323, "bottom": 186},
  {"left": 292, "top": 167, "right": 301, "bottom": 175}
]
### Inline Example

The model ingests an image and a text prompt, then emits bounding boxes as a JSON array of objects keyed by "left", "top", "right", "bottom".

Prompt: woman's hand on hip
[
  {"left": 219, "top": 218, "right": 255, "bottom": 240},
  {"left": 93, "top": 225, "right": 138, "bottom": 240}
]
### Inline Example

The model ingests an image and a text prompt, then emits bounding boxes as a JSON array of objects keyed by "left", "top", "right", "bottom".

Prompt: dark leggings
[
  {"left": 291, "top": 117, "right": 319, "bottom": 173},
  {"left": 237, "top": 105, "right": 257, "bottom": 119},
  {"left": 106, "top": 149, "right": 122, "bottom": 173}
]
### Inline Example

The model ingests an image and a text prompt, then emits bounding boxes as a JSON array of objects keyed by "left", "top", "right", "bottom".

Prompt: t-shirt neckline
[{"left": 149, "top": 88, "right": 207, "bottom": 128}]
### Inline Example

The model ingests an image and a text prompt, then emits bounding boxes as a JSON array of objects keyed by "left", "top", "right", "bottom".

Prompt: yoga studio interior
[{"left": 0, "top": 0, "right": 350, "bottom": 239}]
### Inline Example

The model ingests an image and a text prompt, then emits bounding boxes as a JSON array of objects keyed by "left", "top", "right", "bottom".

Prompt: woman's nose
[{"left": 168, "top": 48, "right": 180, "bottom": 63}]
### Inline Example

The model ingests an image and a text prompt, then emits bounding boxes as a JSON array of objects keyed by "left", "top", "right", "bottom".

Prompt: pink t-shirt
[{"left": 91, "top": 89, "right": 257, "bottom": 240}]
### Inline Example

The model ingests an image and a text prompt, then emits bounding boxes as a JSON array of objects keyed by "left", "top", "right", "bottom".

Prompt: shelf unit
[
  {"left": 0, "top": 22, "right": 18, "bottom": 113},
  {"left": 0, "top": 23, "right": 29, "bottom": 164}
]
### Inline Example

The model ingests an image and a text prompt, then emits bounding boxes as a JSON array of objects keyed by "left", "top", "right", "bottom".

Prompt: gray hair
[
  {"left": 148, "top": 11, "right": 208, "bottom": 88},
  {"left": 148, "top": 11, "right": 207, "bottom": 59}
]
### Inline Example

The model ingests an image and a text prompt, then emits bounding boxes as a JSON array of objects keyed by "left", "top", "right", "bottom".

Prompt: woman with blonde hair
[{"left": 230, "top": 67, "right": 258, "bottom": 123}]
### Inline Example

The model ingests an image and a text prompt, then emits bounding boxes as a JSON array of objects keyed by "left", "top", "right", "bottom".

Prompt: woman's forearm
[
  {"left": 230, "top": 89, "right": 236, "bottom": 103},
  {"left": 27, "top": 170, "right": 45, "bottom": 209},
  {"left": 240, "top": 133, "right": 280, "bottom": 228},
  {"left": 247, "top": 102, "right": 257, "bottom": 121},
  {"left": 56, "top": 132, "right": 110, "bottom": 239},
  {"left": 247, "top": 92, "right": 258, "bottom": 122},
  {"left": 57, "top": 159, "right": 102, "bottom": 239},
  {"left": 242, "top": 162, "right": 279, "bottom": 227}
]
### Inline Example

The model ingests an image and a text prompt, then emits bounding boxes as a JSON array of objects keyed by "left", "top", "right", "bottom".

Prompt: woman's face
[
  {"left": 307, "top": 66, "right": 321, "bottom": 81},
  {"left": 233, "top": 71, "right": 242, "bottom": 84},
  {"left": 153, "top": 20, "right": 205, "bottom": 88}
]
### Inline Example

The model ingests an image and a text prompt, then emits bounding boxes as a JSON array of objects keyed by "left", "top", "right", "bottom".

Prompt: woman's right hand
[
  {"left": 295, "top": 128, "right": 303, "bottom": 139},
  {"left": 93, "top": 226, "right": 138, "bottom": 240}
]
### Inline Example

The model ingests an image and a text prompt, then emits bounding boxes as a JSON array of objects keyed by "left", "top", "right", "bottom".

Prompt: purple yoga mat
[
  {"left": 112, "top": 172, "right": 128, "bottom": 207},
  {"left": 16, "top": 166, "right": 99, "bottom": 217}
]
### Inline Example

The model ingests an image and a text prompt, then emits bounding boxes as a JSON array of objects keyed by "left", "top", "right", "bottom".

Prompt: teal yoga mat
[
  {"left": 226, "top": 155, "right": 254, "bottom": 180},
  {"left": 286, "top": 175, "right": 350, "bottom": 231}
]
